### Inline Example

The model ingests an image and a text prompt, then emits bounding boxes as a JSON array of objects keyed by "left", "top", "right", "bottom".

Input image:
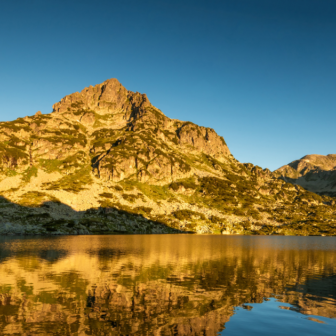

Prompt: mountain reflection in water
[{"left": 0, "top": 235, "right": 335, "bottom": 335}]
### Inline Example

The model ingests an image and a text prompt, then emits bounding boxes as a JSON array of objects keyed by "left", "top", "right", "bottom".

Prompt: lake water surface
[{"left": 0, "top": 235, "right": 335, "bottom": 335}]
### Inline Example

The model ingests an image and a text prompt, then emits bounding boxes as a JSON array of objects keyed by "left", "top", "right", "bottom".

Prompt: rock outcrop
[
  {"left": 0, "top": 79, "right": 335, "bottom": 235},
  {"left": 276, "top": 154, "right": 336, "bottom": 197}
]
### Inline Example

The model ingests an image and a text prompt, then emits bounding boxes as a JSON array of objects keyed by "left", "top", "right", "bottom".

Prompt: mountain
[
  {"left": 0, "top": 79, "right": 335, "bottom": 236},
  {"left": 276, "top": 154, "right": 336, "bottom": 197}
]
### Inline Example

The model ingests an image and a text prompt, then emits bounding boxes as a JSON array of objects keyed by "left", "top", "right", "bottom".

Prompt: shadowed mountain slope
[{"left": 0, "top": 79, "right": 335, "bottom": 235}]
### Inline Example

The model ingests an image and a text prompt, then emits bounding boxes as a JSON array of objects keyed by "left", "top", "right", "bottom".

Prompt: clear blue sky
[{"left": 1, "top": 0, "right": 335, "bottom": 171}]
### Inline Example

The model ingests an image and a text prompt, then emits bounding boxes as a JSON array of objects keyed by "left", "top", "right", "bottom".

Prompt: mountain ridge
[
  {"left": 0, "top": 79, "right": 335, "bottom": 236},
  {"left": 276, "top": 154, "right": 336, "bottom": 197}
]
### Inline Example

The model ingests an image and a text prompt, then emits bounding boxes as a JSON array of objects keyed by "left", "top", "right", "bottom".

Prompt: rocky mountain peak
[
  {"left": 296, "top": 154, "right": 336, "bottom": 171},
  {"left": 0, "top": 79, "right": 335, "bottom": 236},
  {"left": 52, "top": 78, "right": 152, "bottom": 126},
  {"left": 276, "top": 154, "right": 336, "bottom": 196},
  {"left": 0, "top": 79, "right": 230, "bottom": 183}
]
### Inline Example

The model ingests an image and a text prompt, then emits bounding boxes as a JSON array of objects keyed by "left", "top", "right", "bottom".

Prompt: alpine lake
[{"left": 0, "top": 235, "right": 335, "bottom": 335}]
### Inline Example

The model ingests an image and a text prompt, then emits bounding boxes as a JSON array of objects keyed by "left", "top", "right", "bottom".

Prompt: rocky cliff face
[
  {"left": 0, "top": 78, "right": 230, "bottom": 182},
  {"left": 0, "top": 79, "right": 335, "bottom": 236},
  {"left": 276, "top": 154, "right": 336, "bottom": 197}
]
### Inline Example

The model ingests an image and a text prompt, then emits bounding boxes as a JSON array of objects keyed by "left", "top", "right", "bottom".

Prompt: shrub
[
  {"left": 169, "top": 177, "right": 197, "bottom": 192},
  {"left": 173, "top": 209, "right": 206, "bottom": 221},
  {"left": 22, "top": 166, "right": 38, "bottom": 183}
]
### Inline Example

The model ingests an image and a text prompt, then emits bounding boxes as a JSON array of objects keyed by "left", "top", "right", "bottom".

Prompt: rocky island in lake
[{"left": 0, "top": 79, "right": 335, "bottom": 235}]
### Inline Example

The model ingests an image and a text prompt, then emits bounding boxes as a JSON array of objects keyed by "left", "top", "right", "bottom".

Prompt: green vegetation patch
[
  {"left": 4, "top": 169, "right": 18, "bottom": 177},
  {"left": 36, "top": 133, "right": 87, "bottom": 148},
  {"left": 39, "top": 151, "right": 87, "bottom": 173},
  {"left": 6, "top": 135, "right": 28, "bottom": 151},
  {"left": 91, "top": 128, "right": 117, "bottom": 141},
  {"left": 45, "top": 166, "right": 93, "bottom": 193},
  {"left": 71, "top": 101, "right": 84, "bottom": 108},
  {"left": 173, "top": 209, "right": 206, "bottom": 221},
  {"left": 39, "top": 159, "right": 61, "bottom": 173},
  {"left": 0, "top": 119, "right": 31, "bottom": 133},
  {"left": 22, "top": 166, "right": 38, "bottom": 183},
  {"left": 169, "top": 176, "right": 197, "bottom": 192},
  {"left": 134, "top": 206, "right": 153, "bottom": 215},
  {"left": 99, "top": 192, "right": 114, "bottom": 199},
  {"left": 112, "top": 185, "right": 123, "bottom": 192},
  {"left": 72, "top": 107, "right": 95, "bottom": 116},
  {"left": 120, "top": 180, "right": 173, "bottom": 202},
  {"left": 98, "top": 198, "right": 115, "bottom": 208},
  {"left": 121, "top": 193, "right": 146, "bottom": 203},
  {"left": 0, "top": 142, "right": 28, "bottom": 161},
  {"left": 18, "top": 191, "right": 61, "bottom": 207},
  {"left": 210, "top": 215, "right": 226, "bottom": 224}
]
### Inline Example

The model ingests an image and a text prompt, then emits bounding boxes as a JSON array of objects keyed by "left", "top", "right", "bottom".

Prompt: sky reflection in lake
[{"left": 221, "top": 298, "right": 336, "bottom": 336}]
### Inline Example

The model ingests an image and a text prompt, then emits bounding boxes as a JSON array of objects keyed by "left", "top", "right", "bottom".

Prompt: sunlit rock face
[
  {"left": 0, "top": 235, "right": 335, "bottom": 335},
  {"left": 0, "top": 79, "right": 336, "bottom": 236},
  {"left": 0, "top": 78, "right": 230, "bottom": 183},
  {"left": 276, "top": 154, "right": 336, "bottom": 197}
]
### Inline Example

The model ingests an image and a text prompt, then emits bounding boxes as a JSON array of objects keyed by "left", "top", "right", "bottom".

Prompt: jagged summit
[
  {"left": 52, "top": 78, "right": 151, "bottom": 123},
  {"left": 0, "top": 79, "right": 231, "bottom": 183}
]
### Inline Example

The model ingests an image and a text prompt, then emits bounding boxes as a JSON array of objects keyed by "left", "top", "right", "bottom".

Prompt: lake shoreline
[{"left": 0, "top": 231, "right": 333, "bottom": 236}]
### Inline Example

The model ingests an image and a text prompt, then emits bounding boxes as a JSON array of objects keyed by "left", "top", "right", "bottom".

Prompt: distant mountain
[
  {"left": 0, "top": 79, "right": 335, "bottom": 236},
  {"left": 276, "top": 154, "right": 336, "bottom": 197}
]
